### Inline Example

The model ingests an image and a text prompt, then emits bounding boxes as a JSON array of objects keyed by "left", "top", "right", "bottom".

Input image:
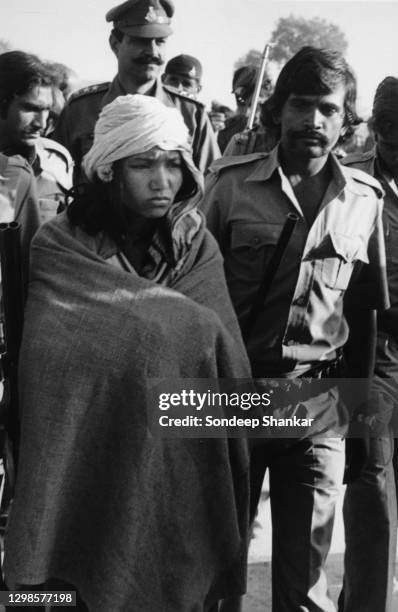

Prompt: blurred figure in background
[
  {"left": 339, "top": 76, "right": 398, "bottom": 612},
  {"left": 209, "top": 102, "right": 233, "bottom": 135},
  {"left": 161, "top": 53, "right": 202, "bottom": 99},
  {"left": 217, "top": 65, "right": 272, "bottom": 153},
  {"left": 222, "top": 100, "right": 278, "bottom": 156}
]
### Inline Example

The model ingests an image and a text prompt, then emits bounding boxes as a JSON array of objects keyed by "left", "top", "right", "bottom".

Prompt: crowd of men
[{"left": 0, "top": 0, "right": 397, "bottom": 610}]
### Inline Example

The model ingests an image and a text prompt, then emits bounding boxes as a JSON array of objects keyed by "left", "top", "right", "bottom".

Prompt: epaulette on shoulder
[
  {"left": 342, "top": 148, "right": 375, "bottom": 167},
  {"left": 1, "top": 153, "right": 31, "bottom": 175},
  {"left": 209, "top": 152, "right": 269, "bottom": 175},
  {"left": 345, "top": 165, "right": 384, "bottom": 198},
  {"left": 69, "top": 82, "right": 110, "bottom": 103},
  {"left": 163, "top": 84, "right": 205, "bottom": 108},
  {"left": 39, "top": 137, "right": 73, "bottom": 168}
]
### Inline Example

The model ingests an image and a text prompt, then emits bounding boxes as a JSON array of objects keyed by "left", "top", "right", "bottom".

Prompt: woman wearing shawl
[{"left": 4, "top": 96, "right": 251, "bottom": 611}]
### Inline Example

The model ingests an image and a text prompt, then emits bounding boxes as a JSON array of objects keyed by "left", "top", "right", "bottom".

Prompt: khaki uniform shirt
[
  {"left": 202, "top": 147, "right": 389, "bottom": 376},
  {"left": 53, "top": 78, "right": 220, "bottom": 182},
  {"left": 343, "top": 148, "right": 398, "bottom": 343},
  {"left": 32, "top": 137, "right": 73, "bottom": 224},
  {"left": 0, "top": 153, "right": 39, "bottom": 284}
]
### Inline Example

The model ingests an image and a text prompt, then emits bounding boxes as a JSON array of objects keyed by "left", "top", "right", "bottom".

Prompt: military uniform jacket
[
  {"left": 343, "top": 148, "right": 398, "bottom": 342},
  {"left": 53, "top": 77, "right": 220, "bottom": 182},
  {"left": 202, "top": 147, "right": 389, "bottom": 376}
]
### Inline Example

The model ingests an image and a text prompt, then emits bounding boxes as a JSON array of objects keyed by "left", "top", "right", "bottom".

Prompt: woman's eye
[{"left": 129, "top": 163, "right": 149, "bottom": 169}]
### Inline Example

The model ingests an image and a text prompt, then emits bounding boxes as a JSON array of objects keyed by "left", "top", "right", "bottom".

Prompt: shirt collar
[
  {"left": 153, "top": 80, "right": 178, "bottom": 108},
  {"left": 244, "top": 145, "right": 280, "bottom": 182},
  {"left": 102, "top": 77, "right": 171, "bottom": 107},
  {"left": 244, "top": 145, "right": 363, "bottom": 215},
  {"left": 245, "top": 145, "right": 348, "bottom": 186}
]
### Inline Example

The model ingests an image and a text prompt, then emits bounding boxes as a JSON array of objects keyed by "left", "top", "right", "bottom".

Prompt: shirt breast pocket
[
  {"left": 229, "top": 222, "right": 284, "bottom": 281},
  {"left": 319, "top": 232, "right": 369, "bottom": 291}
]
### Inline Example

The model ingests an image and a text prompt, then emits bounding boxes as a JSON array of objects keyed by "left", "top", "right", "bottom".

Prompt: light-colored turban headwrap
[{"left": 82, "top": 94, "right": 192, "bottom": 183}]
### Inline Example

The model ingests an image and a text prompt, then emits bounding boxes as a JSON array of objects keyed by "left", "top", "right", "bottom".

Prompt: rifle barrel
[
  {"left": 247, "top": 43, "right": 272, "bottom": 131},
  {"left": 0, "top": 222, "right": 24, "bottom": 369},
  {"left": 0, "top": 222, "right": 24, "bottom": 480}
]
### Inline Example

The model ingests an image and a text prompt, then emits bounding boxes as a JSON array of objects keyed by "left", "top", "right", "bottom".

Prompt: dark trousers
[
  {"left": 339, "top": 434, "right": 397, "bottom": 612},
  {"left": 339, "top": 333, "right": 398, "bottom": 612},
  {"left": 219, "top": 435, "right": 344, "bottom": 612}
]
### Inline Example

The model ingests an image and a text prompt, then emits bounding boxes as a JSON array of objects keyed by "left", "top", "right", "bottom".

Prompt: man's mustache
[
  {"left": 134, "top": 55, "right": 164, "bottom": 66},
  {"left": 293, "top": 130, "right": 328, "bottom": 145}
]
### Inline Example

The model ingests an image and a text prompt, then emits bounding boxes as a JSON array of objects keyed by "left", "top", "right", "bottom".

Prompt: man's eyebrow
[
  {"left": 20, "top": 101, "right": 51, "bottom": 111},
  {"left": 289, "top": 94, "right": 313, "bottom": 102},
  {"left": 321, "top": 102, "right": 341, "bottom": 110}
]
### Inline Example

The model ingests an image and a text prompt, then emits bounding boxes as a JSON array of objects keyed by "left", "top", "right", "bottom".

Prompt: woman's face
[{"left": 118, "top": 147, "right": 184, "bottom": 219}]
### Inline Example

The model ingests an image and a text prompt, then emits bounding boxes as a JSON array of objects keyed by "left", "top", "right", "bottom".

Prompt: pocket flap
[
  {"left": 304, "top": 232, "right": 369, "bottom": 264},
  {"left": 329, "top": 232, "right": 369, "bottom": 264},
  {"left": 231, "top": 222, "right": 285, "bottom": 249}
]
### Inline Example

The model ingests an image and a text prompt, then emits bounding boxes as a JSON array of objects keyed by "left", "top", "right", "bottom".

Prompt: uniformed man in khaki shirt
[
  {"left": 202, "top": 47, "right": 389, "bottom": 612},
  {"left": 53, "top": 0, "right": 220, "bottom": 181},
  {"left": 0, "top": 51, "right": 73, "bottom": 224},
  {"left": 0, "top": 154, "right": 40, "bottom": 282}
]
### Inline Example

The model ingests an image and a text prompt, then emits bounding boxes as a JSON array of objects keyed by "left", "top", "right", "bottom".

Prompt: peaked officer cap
[{"left": 106, "top": 0, "right": 174, "bottom": 38}]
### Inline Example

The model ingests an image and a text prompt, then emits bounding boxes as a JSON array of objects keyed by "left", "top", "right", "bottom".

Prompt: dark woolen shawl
[{"left": 5, "top": 213, "right": 251, "bottom": 611}]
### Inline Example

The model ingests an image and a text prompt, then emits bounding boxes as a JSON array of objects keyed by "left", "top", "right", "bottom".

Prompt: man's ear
[
  {"left": 109, "top": 32, "right": 120, "bottom": 57},
  {"left": 161, "top": 73, "right": 166, "bottom": 84}
]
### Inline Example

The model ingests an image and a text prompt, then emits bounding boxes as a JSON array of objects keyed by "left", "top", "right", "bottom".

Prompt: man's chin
[
  {"left": 132, "top": 64, "right": 161, "bottom": 81},
  {"left": 21, "top": 135, "right": 40, "bottom": 147},
  {"left": 295, "top": 143, "right": 329, "bottom": 158}
]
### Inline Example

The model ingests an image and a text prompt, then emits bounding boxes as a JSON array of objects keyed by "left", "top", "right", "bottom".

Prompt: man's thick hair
[
  {"left": 0, "top": 51, "right": 53, "bottom": 115},
  {"left": 261, "top": 46, "right": 361, "bottom": 142}
]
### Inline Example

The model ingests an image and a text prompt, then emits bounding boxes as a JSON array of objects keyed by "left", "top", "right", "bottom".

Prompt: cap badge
[
  {"left": 145, "top": 6, "right": 159, "bottom": 22},
  {"left": 145, "top": 6, "right": 168, "bottom": 23}
]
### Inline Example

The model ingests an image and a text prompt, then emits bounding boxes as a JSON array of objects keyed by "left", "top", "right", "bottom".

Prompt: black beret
[{"left": 165, "top": 55, "right": 203, "bottom": 82}]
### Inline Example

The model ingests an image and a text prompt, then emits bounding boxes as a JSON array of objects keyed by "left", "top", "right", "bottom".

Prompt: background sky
[{"left": 2, "top": 0, "right": 398, "bottom": 117}]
